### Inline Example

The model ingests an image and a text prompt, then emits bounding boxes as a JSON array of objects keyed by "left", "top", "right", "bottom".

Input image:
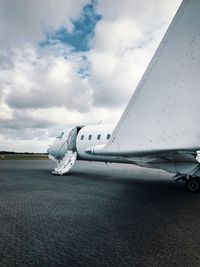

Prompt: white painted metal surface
[
  {"left": 76, "top": 124, "right": 114, "bottom": 161},
  {"left": 48, "top": 127, "right": 78, "bottom": 159},
  {"left": 102, "top": 0, "right": 200, "bottom": 155},
  {"left": 47, "top": 0, "right": 200, "bottom": 191}
]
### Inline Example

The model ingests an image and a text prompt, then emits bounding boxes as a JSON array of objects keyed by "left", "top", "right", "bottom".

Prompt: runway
[{"left": 0, "top": 160, "right": 199, "bottom": 267}]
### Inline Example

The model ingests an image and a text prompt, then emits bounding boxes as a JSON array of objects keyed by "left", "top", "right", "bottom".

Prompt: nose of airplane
[{"left": 47, "top": 142, "right": 63, "bottom": 159}]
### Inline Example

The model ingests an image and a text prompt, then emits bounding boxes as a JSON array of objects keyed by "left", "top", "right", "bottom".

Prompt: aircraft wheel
[{"left": 186, "top": 178, "right": 200, "bottom": 193}]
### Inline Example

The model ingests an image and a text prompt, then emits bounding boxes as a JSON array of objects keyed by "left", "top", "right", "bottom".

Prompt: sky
[{"left": 0, "top": 0, "right": 182, "bottom": 152}]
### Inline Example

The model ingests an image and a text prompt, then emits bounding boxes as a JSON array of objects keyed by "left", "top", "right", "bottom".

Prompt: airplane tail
[{"left": 103, "top": 0, "right": 200, "bottom": 155}]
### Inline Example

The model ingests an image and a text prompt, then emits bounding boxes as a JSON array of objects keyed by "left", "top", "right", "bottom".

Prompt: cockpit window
[
  {"left": 56, "top": 132, "right": 64, "bottom": 139},
  {"left": 97, "top": 134, "right": 101, "bottom": 140},
  {"left": 107, "top": 134, "right": 111, "bottom": 140},
  {"left": 81, "top": 135, "right": 84, "bottom": 140},
  {"left": 88, "top": 135, "right": 92, "bottom": 140}
]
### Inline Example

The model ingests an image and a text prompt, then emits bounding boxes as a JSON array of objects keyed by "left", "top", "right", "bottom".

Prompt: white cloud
[
  {"left": 92, "top": 18, "right": 143, "bottom": 53},
  {"left": 96, "top": 0, "right": 181, "bottom": 25},
  {"left": 88, "top": 0, "right": 182, "bottom": 108},
  {"left": 0, "top": 0, "right": 183, "bottom": 152},
  {"left": 0, "top": 0, "right": 89, "bottom": 43},
  {"left": 4, "top": 47, "right": 93, "bottom": 111}
]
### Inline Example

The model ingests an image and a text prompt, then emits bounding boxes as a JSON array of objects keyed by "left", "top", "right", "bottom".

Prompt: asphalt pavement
[{"left": 0, "top": 160, "right": 199, "bottom": 267}]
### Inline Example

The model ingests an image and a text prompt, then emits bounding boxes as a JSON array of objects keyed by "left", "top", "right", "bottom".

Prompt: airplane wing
[{"left": 99, "top": 0, "right": 200, "bottom": 156}]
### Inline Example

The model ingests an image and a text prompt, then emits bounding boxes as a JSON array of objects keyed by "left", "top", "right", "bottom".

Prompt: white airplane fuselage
[
  {"left": 47, "top": 123, "right": 200, "bottom": 185},
  {"left": 47, "top": 124, "right": 132, "bottom": 165},
  {"left": 47, "top": 0, "right": 200, "bottom": 192}
]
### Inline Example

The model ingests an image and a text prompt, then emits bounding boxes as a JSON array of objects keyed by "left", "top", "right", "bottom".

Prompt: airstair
[
  {"left": 196, "top": 151, "right": 200, "bottom": 163},
  {"left": 49, "top": 127, "right": 79, "bottom": 175},
  {"left": 50, "top": 150, "right": 77, "bottom": 175}
]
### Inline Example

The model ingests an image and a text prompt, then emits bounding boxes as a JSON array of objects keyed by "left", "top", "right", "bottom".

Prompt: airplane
[{"left": 47, "top": 0, "right": 200, "bottom": 193}]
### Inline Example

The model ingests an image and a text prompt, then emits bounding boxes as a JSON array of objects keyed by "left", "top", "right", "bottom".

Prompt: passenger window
[
  {"left": 88, "top": 135, "right": 92, "bottom": 140},
  {"left": 81, "top": 135, "right": 84, "bottom": 140},
  {"left": 97, "top": 134, "right": 101, "bottom": 140},
  {"left": 107, "top": 134, "right": 111, "bottom": 140}
]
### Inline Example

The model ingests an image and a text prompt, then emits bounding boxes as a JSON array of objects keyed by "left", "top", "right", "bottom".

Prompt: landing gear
[{"left": 186, "top": 177, "right": 200, "bottom": 193}]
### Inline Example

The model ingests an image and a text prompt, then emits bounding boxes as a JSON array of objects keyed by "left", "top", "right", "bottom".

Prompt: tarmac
[{"left": 0, "top": 160, "right": 200, "bottom": 267}]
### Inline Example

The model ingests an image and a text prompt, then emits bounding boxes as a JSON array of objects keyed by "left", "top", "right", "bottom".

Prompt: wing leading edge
[{"left": 100, "top": 0, "right": 200, "bottom": 156}]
